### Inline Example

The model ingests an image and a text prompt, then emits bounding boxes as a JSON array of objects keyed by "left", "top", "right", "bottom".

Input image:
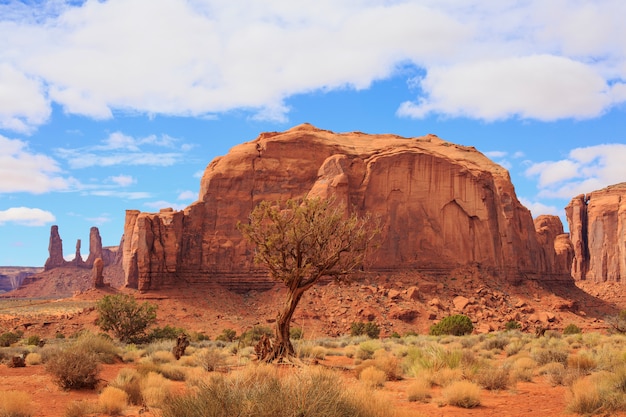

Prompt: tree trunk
[{"left": 266, "top": 287, "right": 305, "bottom": 362}]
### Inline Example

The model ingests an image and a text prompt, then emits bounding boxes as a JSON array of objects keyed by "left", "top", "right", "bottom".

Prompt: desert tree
[
  {"left": 96, "top": 294, "right": 157, "bottom": 343},
  {"left": 238, "top": 197, "right": 379, "bottom": 362}
]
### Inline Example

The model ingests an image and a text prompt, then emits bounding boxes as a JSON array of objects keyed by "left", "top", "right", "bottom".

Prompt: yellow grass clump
[
  {"left": 406, "top": 378, "right": 432, "bottom": 402},
  {"left": 0, "top": 390, "right": 35, "bottom": 417},
  {"left": 141, "top": 371, "right": 173, "bottom": 407},
  {"left": 360, "top": 366, "right": 387, "bottom": 388},
  {"left": 24, "top": 352, "right": 42, "bottom": 365},
  {"left": 442, "top": 380, "right": 481, "bottom": 408},
  {"left": 98, "top": 386, "right": 128, "bottom": 415}
]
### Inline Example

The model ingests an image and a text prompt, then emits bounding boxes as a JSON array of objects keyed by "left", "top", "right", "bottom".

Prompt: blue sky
[{"left": 1, "top": 0, "right": 625, "bottom": 266}]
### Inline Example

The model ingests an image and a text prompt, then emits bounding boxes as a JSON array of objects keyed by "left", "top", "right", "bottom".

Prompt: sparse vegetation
[
  {"left": 45, "top": 348, "right": 100, "bottom": 390},
  {"left": 351, "top": 321, "right": 381, "bottom": 339},
  {"left": 429, "top": 315, "right": 474, "bottom": 336},
  {"left": 96, "top": 294, "right": 157, "bottom": 343},
  {"left": 0, "top": 390, "right": 34, "bottom": 417},
  {"left": 563, "top": 323, "right": 582, "bottom": 335}
]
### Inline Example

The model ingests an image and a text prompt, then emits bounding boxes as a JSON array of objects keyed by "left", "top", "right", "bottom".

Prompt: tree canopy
[{"left": 238, "top": 197, "right": 379, "bottom": 361}]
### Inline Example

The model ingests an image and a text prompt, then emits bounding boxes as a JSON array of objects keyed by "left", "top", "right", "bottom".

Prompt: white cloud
[
  {"left": 177, "top": 190, "right": 197, "bottom": 200},
  {"left": 0, "top": 207, "right": 55, "bottom": 226},
  {"left": 2, "top": 0, "right": 623, "bottom": 131},
  {"left": 518, "top": 198, "right": 560, "bottom": 217},
  {"left": 86, "top": 215, "right": 111, "bottom": 225},
  {"left": 90, "top": 190, "right": 151, "bottom": 199},
  {"left": 0, "top": 135, "right": 73, "bottom": 193},
  {"left": 398, "top": 55, "right": 621, "bottom": 121},
  {"left": 55, "top": 131, "right": 189, "bottom": 168},
  {"left": 108, "top": 175, "right": 135, "bottom": 187},
  {"left": 484, "top": 151, "right": 507, "bottom": 158},
  {"left": 144, "top": 200, "right": 187, "bottom": 211},
  {"left": 525, "top": 143, "right": 626, "bottom": 198}
]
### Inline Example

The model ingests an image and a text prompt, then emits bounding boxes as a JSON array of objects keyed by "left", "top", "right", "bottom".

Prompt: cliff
[
  {"left": 122, "top": 124, "right": 572, "bottom": 291},
  {"left": 566, "top": 183, "right": 626, "bottom": 282}
]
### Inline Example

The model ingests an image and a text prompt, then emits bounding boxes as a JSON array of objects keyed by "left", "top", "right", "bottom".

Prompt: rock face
[
  {"left": 43, "top": 225, "right": 119, "bottom": 271},
  {"left": 44, "top": 225, "right": 65, "bottom": 271},
  {"left": 122, "top": 124, "right": 572, "bottom": 291},
  {"left": 534, "top": 215, "right": 574, "bottom": 277},
  {"left": 565, "top": 183, "right": 626, "bottom": 282},
  {"left": 92, "top": 258, "right": 104, "bottom": 287}
]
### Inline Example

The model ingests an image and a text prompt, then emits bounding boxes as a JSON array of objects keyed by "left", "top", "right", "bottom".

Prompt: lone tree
[
  {"left": 96, "top": 294, "right": 157, "bottom": 343},
  {"left": 238, "top": 197, "right": 379, "bottom": 362}
]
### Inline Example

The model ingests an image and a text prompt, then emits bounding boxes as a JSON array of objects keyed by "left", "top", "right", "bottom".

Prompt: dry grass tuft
[
  {"left": 141, "top": 371, "right": 173, "bottom": 407},
  {"left": 442, "top": 380, "right": 481, "bottom": 408},
  {"left": 359, "top": 366, "right": 387, "bottom": 388},
  {"left": 406, "top": 378, "right": 432, "bottom": 402},
  {"left": 98, "top": 386, "right": 128, "bottom": 415},
  {"left": 109, "top": 368, "right": 143, "bottom": 405},
  {"left": 0, "top": 390, "right": 35, "bottom": 417},
  {"left": 24, "top": 352, "right": 42, "bottom": 366}
]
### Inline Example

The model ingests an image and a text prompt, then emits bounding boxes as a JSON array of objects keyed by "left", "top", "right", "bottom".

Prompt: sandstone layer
[
  {"left": 122, "top": 124, "right": 572, "bottom": 291},
  {"left": 566, "top": 183, "right": 626, "bottom": 282}
]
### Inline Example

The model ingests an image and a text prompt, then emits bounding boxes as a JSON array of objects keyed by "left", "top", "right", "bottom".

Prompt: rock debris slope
[{"left": 122, "top": 124, "right": 572, "bottom": 291}]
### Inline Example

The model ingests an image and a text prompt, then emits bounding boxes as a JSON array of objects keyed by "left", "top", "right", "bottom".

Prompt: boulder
[
  {"left": 453, "top": 295, "right": 470, "bottom": 311},
  {"left": 121, "top": 124, "right": 573, "bottom": 291},
  {"left": 566, "top": 183, "right": 626, "bottom": 282}
]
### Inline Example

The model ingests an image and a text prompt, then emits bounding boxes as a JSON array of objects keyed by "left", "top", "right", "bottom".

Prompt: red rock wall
[
  {"left": 565, "top": 183, "right": 626, "bottom": 282},
  {"left": 122, "top": 124, "right": 573, "bottom": 291}
]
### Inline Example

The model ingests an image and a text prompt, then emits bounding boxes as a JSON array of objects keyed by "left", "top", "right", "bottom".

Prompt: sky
[{"left": 1, "top": 0, "right": 625, "bottom": 267}]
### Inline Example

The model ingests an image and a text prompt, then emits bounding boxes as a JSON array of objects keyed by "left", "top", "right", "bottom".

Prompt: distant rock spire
[{"left": 44, "top": 225, "right": 65, "bottom": 271}]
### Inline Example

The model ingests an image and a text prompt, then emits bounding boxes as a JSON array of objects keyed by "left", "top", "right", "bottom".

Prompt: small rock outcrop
[
  {"left": 43, "top": 226, "right": 120, "bottom": 271},
  {"left": 85, "top": 227, "right": 104, "bottom": 267},
  {"left": 122, "top": 124, "right": 572, "bottom": 291},
  {"left": 566, "top": 183, "right": 626, "bottom": 282}
]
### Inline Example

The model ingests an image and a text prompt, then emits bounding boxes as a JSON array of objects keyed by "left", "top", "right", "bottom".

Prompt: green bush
[
  {"left": 290, "top": 327, "right": 303, "bottom": 340},
  {"left": 350, "top": 321, "right": 380, "bottom": 339},
  {"left": 429, "top": 315, "right": 473, "bottom": 336},
  {"left": 0, "top": 332, "right": 21, "bottom": 347},
  {"left": 239, "top": 326, "right": 273, "bottom": 346},
  {"left": 149, "top": 325, "right": 188, "bottom": 341},
  {"left": 563, "top": 324, "right": 582, "bottom": 335},
  {"left": 26, "top": 335, "right": 41, "bottom": 346},
  {"left": 505, "top": 321, "right": 521, "bottom": 331},
  {"left": 215, "top": 328, "right": 237, "bottom": 343},
  {"left": 96, "top": 294, "right": 157, "bottom": 343}
]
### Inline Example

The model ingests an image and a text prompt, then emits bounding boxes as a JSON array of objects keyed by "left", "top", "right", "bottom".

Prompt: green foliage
[
  {"left": 149, "top": 325, "right": 188, "bottom": 341},
  {"left": 290, "top": 327, "right": 303, "bottom": 340},
  {"left": 563, "top": 323, "right": 582, "bottom": 335},
  {"left": 95, "top": 294, "right": 157, "bottom": 343},
  {"left": 215, "top": 328, "right": 237, "bottom": 343},
  {"left": 26, "top": 335, "right": 41, "bottom": 346},
  {"left": 390, "top": 331, "right": 401, "bottom": 338},
  {"left": 350, "top": 321, "right": 380, "bottom": 339},
  {"left": 504, "top": 320, "right": 521, "bottom": 331},
  {"left": 429, "top": 315, "right": 474, "bottom": 336},
  {"left": 239, "top": 326, "right": 273, "bottom": 346},
  {"left": 55, "top": 332, "right": 65, "bottom": 339},
  {"left": 0, "top": 332, "right": 21, "bottom": 347}
]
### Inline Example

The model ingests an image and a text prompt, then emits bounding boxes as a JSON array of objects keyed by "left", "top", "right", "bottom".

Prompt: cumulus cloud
[
  {"left": 55, "top": 131, "right": 189, "bottom": 169},
  {"left": 0, "top": 135, "right": 73, "bottom": 193},
  {"left": 108, "top": 175, "right": 135, "bottom": 187},
  {"left": 525, "top": 143, "right": 626, "bottom": 198},
  {"left": 518, "top": 198, "right": 560, "bottom": 217},
  {"left": 1, "top": 0, "right": 624, "bottom": 131},
  {"left": 0, "top": 207, "right": 55, "bottom": 226},
  {"left": 89, "top": 190, "right": 152, "bottom": 199}
]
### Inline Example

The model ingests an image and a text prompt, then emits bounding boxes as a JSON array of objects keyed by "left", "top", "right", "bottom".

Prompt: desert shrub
[
  {"left": 96, "top": 294, "right": 157, "bottom": 343},
  {"left": 505, "top": 339, "right": 526, "bottom": 357},
  {"left": 505, "top": 320, "right": 522, "bottom": 331},
  {"left": 73, "top": 332, "right": 120, "bottom": 364},
  {"left": 372, "top": 350, "right": 403, "bottom": 380},
  {"left": 109, "top": 368, "right": 143, "bottom": 405},
  {"left": 195, "top": 348, "right": 227, "bottom": 372},
  {"left": 158, "top": 363, "right": 187, "bottom": 381},
  {"left": 563, "top": 323, "right": 582, "bottom": 335},
  {"left": 161, "top": 365, "right": 395, "bottom": 417},
  {"left": 481, "top": 334, "right": 509, "bottom": 351},
  {"left": 55, "top": 332, "right": 65, "bottom": 339},
  {"left": 357, "top": 340, "right": 381, "bottom": 360},
  {"left": 239, "top": 325, "right": 273, "bottom": 346},
  {"left": 141, "top": 372, "right": 172, "bottom": 407},
  {"left": 406, "top": 378, "right": 431, "bottom": 402},
  {"left": 216, "top": 328, "right": 237, "bottom": 343},
  {"left": 360, "top": 366, "right": 387, "bottom": 388},
  {"left": 566, "top": 372, "right": 622, "bottom": 415},
  {"left": 431, "top": 367, "right": 464, "bottom": 387},
  {"left": 474, "top": 365, "right": 511, "bottom": 390},
  {"left": 25, "top": 335, "right": 41, "bottom": 346},
  {"left": 98, "top": 386, "right": 128, "bottom": 415},
  {"left": 0, "top": 390, "right": 34, "bottom": 417},
  {"left": 45, "top": 348, "right": 100, "bottom": 390},
  {"left": 148, "top": 350, "right": 176, "bottom": 364},
  {"left": 607, "top": 310, "right": 626, "bottom": 334},
  {"left": 539, "top": 362, "right": 567, "bottom": 386},
  {"left": 404, "top": 330, "right": 418, "bottom": 337},
  {"left": 511, "top": 357, "right": 537, "bottom": 382},
  {"left": 442, "top": 380, "right": 481, "bottom": 408},
  {"left": 531, "top": 347, "right": 568, "bottom": 366},
  {"left": 64, "top": 400, "right": 95, "bottom": 417},
  {"left": 0, "top": 332, "right": 21, "bottom": 347},
  {"left": 351, "top": 321, "right": 381, "bottom": 339},
  {"left": 567, "top": 352, "right": 597, "bottom": 374},
  {"left": 24, "top": 352, "right": 42, "bottom": 365},
  {"left": 429, "top": 315, "right": 473, "bottom": 336},
  {"left": 290, "top": 327, "right": 303, "bottom": 340},
  {"left": 149, "top": 325, "right": 187, "bottom": 341}
]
